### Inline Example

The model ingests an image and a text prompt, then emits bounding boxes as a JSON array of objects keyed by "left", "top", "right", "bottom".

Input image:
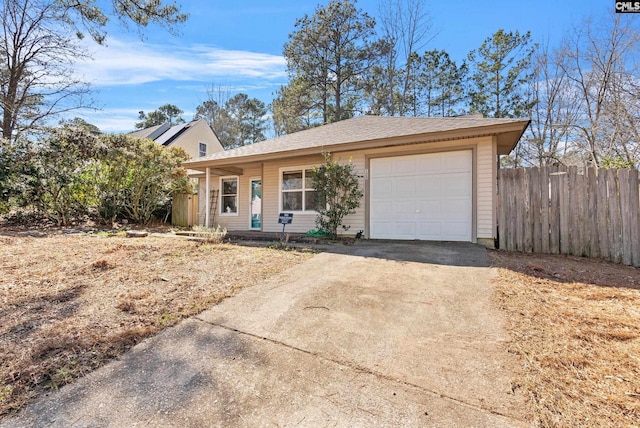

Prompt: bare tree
[
  {"left": 559, "top": 13, "right": 640, "bottom": 167},
  {"left": 0, "top": 0, "right": 92, "bottom": 141},
  {"left": 522, "top": 42, "right": 582, "bottom": 166},
  {"left": 369, "top": 0, "right": 434, "bottom": 116}
]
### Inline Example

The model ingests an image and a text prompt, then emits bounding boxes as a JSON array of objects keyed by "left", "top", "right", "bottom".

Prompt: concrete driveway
[{"left": 2, "top": 241, "right": 527, "bottom": 427}]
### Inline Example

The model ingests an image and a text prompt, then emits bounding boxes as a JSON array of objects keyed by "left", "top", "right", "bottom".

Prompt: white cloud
[{"left": 76, "top": 38, "right": 287, "bottom": 86}]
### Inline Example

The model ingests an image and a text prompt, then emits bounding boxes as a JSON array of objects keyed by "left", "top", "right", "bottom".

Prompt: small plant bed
[
  {"left": 491, "top": 251, "right": 640, "bottom": 427},
  {"left": 0, "top": 231, "right": 312, "bottom": 418}
]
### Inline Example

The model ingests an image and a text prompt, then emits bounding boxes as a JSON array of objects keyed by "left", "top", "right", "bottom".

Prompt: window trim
[
  {"left": 198, "top": 142, "right": 207, "bottom": 157},
  {"left": 278, "top": 165, "right": 319, "bottom": 214},
  {"left": 219, "top": 176, "right": 239, "bottom": 216}
]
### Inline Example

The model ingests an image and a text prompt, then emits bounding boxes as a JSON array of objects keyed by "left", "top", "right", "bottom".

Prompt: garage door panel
[
  {"left": 395, "top": 158, "right": 417, "bottom": 176},
  {"left": 417, "top": 155, "right": 442, "bottom": 172},
  {"left": 416, "top": 200, "right": 442, "bottom": 218},
  {"left": 371, "top": 178, "right": 393, "bottom": 198},
  {"left": 370, "top": 200, "right": 393, "bottom": 219},
  {"left": 396, "top": 200, "right": 416, "bottom": 216},
  {"left": 444, "top": 200, "right": 472, "bottom": 221},
  {"left": 396, "top": 178, "right": 416, "bottom": 198},
  {"left": 442, "top": 173, "right": 472, "bottom": 197},
  {"left": 417, "top": 222, "right": 442, "bottom": 239},
  {"left": 416, "top": 177, "right": 442, "bottom": 199},
  {"left": 371, "top": 221, "right": 393, "bottom": 237},
  {"left": 441, "top": 222, "right": 472, "bottom": 240},
  {"left": 442, "top": 150, "right": 472, "bottom": 171},
  {"left": 394, "top": 222, "right": 416, "bottom": 239},
  {"left": 370, "top": 151, "right": 472, "bottom": 242}
]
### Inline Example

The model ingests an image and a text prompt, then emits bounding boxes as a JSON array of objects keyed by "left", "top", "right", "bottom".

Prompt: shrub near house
[{"left": 1, "top": 126, "right": 190, "bottom": 226}]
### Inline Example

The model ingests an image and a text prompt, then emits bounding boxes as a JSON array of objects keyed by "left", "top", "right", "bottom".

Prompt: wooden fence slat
[
  {"left": 505, "top": 170, "right": 516, "bottom": 251},
  {"left": 568, "top": 166, "right": 578, "bottom": 255},
  {"left": 576, "top": 169, "right": 588, "bottom": 257},
  {"left": 497, "top": 166, "right": 639, "bottom": 266},
  {"left": 171, "top": 193, "right": 189, "bottom": 227},
  {"left": 498, "top": 169, "right": 509, "bottom": 250},
  {"left": 607, "top": 169, "right": 622, "bottom": 264},
  {"left": 516, "top": 168, "right": 526, "bottom": 252},
  {"left": 559, "top": 167, "right": 570, "bottom": 255},
  {"left": 540, "top": 166, "right": 550, "bottom": 253},
  {"left": 531, "top": 167, "right": 542, "bottom": 253},
  {"left": 549, "top": 166, "right": 561, "bottom": 254},
  {"left": 619, "top": 169, "right": 632, "bottom": 266},
  {"left": 523, "top": 168, "right": 533, "bottom": 252},
  {"left": 587, "top": 168, "right": 599, "bottom": 259},
  {"left": 597, "top": 170, "right": 610, "bottom": 261},
  {"left": 629, "top": 170, "right": 640, "bottom": 267}
]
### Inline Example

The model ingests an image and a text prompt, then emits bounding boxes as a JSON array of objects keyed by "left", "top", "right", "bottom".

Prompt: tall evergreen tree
[
  {"left": 135, "top": 104, "right": 185, "bottom": 129},
  {"left": 281, "top": 0, "right": 384, "bottom": 127},
  {"left": 466, "top": 29, "right": 536, "bottom": 118}
]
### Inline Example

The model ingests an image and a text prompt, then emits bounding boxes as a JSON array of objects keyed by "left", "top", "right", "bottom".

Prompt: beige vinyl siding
[
  {"left": 262, "top": 155, "right": 324, "bottom": 233},
  {"left": 199, "top": 135, "right": 498, "bottom": 241},
  {"left": 324, "top": 152, "right": 367, "bottom": 235},
  {"left": 475, "top": 136, "right": 495, "bottom": 239},
  {"left": 198, "top": 166, "right": 261, "bottom": 229}
]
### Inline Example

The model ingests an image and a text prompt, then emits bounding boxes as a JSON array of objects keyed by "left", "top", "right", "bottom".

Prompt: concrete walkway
[{"left": 2, "top": 242, "right": 528, "bottom": 427}]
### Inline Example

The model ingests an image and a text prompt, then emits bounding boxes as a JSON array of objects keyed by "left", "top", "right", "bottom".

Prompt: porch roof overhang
[{"left": 184, "top": 117, "right": 530, "bottom": 172}]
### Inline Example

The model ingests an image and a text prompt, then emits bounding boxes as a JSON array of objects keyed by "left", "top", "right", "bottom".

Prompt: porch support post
[{"left": 205, "top": 167, "right": 210, "bottom": 228}]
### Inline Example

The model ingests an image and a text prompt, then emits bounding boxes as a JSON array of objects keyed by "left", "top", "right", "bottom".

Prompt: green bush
[{"left": 310, "top": 152, "right": 363, "bottom": 239}]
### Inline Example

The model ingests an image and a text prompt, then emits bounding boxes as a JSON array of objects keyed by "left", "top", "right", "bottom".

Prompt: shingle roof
[{"left": 184, "top": 115, "right": 529, "bottom": 167}]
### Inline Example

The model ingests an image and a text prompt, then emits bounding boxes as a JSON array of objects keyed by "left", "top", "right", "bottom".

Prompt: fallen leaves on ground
[
  {"left": 491, "top": 251, "right": 640, "bottom": 427},
  {"left": 0, "top": 233, "right": 312, "bottom": 417}
]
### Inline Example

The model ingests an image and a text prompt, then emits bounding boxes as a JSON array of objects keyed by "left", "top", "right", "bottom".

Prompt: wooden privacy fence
[
  {"left": 498, "top": 166, "right": 640, "bottom": 267},
  {"left": 172, "top": 193, "right": 199, "bottom": 227}
]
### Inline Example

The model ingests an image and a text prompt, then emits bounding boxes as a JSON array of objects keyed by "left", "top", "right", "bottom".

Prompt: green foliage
[
  {"left": 467, "top": 29, "right": 536, "bottom": 118},
  {"left": 122, "top": 140, "right": 190, "bottom": 225},
  {"left": 59, "top": 0, "right": 188, "bottom": 45},
  {"left": 418, "top": 50, "right": 467, "bottom": 116},
  {"left": 271, "top": 78, "right": 318, "bottom": 136},
  {"left": 1, "top": 125, "right": 191, "bottom": 226},
  {"left": 282, "top": 0, "right": 384, "bottom": 127},
  {"left": 135, "top": 104, "right": 185, "bottom": 129},
  {"left": 0, "top": 139, "right": 14, "bottom": 213},
  {"left": 28, "top": 127, "right": 101, "bottom": 225},
  {"left": 310, "top": 153, "right": 363, "bottom": 239},
  {"left": 600, "top": 156, "right": 636, "bottom": 169},
  {"left": 194, "top": 93, "right": 267, "bottom": 148}
]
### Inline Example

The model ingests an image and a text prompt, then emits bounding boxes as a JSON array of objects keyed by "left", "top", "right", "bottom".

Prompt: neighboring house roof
[
  {"left": 129, "top": 121, "right": 196, "bottom": 147},
  {"left": 184, "top": 115, "right": 530, "bottom": 170},
  {"left": 128, "top": 119, "right": 224, "bottom": 159}
]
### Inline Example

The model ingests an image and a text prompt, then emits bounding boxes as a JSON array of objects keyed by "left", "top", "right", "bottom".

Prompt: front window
[
  {"left": 281, "top": 169, "right": 317, "bottom": 212},
  {"left": 199, "top": 142, "right": 207, "bottom": 157},
  {"left": 221, "top": 177, "right": 238, "bottom": 214}
]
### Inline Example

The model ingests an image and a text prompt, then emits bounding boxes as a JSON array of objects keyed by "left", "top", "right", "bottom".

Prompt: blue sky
[{"left": 76, "top": 0, "right": 612, "bottom": 133}]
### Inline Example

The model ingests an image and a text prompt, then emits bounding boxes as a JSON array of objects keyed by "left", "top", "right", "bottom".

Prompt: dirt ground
[
  {"left": 490, "top": 250, "right": 640, "bottom": 427},
  {"left": 0, "top": 230, "right": 312, "bottom": 418}
]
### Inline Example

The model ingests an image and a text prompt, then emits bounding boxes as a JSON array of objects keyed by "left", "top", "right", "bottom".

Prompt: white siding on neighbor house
[{"left": 199, "top": 135, "right": 498, "bottom": 241}]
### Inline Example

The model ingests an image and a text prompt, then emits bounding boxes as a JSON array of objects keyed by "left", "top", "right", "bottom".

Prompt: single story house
[
  {"left": 183, "top": 115, "right": 529, "bottom": 247},
  {"left": 128, "top": 118, "right": 224, "bottom": 160}
]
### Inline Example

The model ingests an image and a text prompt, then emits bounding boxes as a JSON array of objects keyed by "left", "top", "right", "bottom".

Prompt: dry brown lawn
[
  {"left": 0, "top": 231, "right": 312, "bottom": 418},
  {"left": 491, "top": 251, "right": 640, "bottom": 427}
]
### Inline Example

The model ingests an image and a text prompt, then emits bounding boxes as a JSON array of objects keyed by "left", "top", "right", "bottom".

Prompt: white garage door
[{"left": 370, "top": 150, "right": 472, "bottom": 241}]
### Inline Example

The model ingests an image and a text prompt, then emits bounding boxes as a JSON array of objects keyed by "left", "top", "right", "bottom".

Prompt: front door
[{"left": 250, "top": 179, "right": 262, "bottom": 229}]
